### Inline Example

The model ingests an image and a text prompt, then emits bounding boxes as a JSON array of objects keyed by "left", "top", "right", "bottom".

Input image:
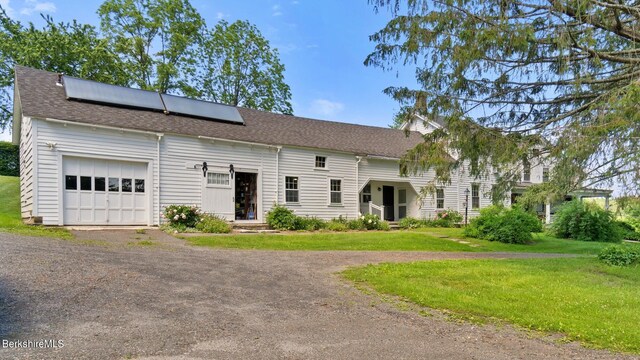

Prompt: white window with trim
[
  {"left": 330, "top": 179, "right": 342, "bottom": 205},
  {"left": 207, "top": 172, "right": 230, "bottom": 186},
  {"left": 523, "top": 158, "right": 531, "bottom": 182},
  {"left": 361, "top": 184, "right": 371, "bottom": 203},
  {"left": 285, "top": 176, "right": 299, "bottom": 203},
  {"left": 471, "top": 184, "right": 480, "bottom": 209},
  {"left": 436, "top": 188, "right": 445, "bottom": 209},
  {"left": 315, "top": 156, "right": 327, "bottom": 169},
  {"left": 543, "top": 167, "right": 550, "bottom": 182}
]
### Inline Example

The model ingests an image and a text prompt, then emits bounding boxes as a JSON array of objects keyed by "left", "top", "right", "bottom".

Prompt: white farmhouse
[{"left": 12, "top": 66, "right": 610, "bottom": 226}]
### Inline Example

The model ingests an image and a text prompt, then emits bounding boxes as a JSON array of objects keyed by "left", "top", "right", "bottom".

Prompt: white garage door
[{"left": 63, "top": 157, "right": 148, "bottom": 225}]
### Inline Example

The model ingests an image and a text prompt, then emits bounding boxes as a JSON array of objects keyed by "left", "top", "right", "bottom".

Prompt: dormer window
[{"left": 315, "top": 156, "right": 327, "bottom": 169}]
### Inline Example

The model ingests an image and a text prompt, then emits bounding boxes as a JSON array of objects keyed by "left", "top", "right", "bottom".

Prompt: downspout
[
  {"left": 275, "top": 146, "right": 282, "bottom": 204},
  {"left": 355, "top": 156, "right": 362, "bottom": 215},
  {"left": 156, "top": 134, "right": 163, "bottom": 226}
]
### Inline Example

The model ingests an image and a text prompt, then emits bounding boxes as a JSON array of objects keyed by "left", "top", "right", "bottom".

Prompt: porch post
[
  {"left": 605, "top": 196, "right": 610, "bottom": 210},
  {"left": 545, "top": 198, "right": 551, "bottom": 224}
]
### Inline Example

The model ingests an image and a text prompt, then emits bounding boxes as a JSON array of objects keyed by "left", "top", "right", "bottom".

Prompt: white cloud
[
  {"left": 310, "top": 99, "right": 344, "bottom": 117},
  {"left": 0, "top": 0, "right": 15, "bottom": 17},
  {"left": 291, "top": 0, "right": 299, "bottom": 4},
  {"left": 272, "top": 4, "right": 282, "bottom": 16},
  {"left": 215, "top": 11, "right": 228, "bottom": 20},
  {"left": 20, "top": 0, "right": 56, "bottom": 16}
]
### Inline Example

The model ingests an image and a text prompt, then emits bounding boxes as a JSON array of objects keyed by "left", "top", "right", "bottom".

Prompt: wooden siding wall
[
  {"left": 278, "top": 147, "right": 358, "bottom": 220},
  {"left": 34, "top": 120, "right": 159, "bottom": 225},
  {"left": 19, "top": 116, "right": 34, "bottom": 219},
  {"left": 159, "top": 135, "right": 278, "bottom": 220}
]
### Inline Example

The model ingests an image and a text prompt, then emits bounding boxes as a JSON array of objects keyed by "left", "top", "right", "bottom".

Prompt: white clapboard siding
[
  {"left": 34, "top": 119, "right": 159, "bottom": 225},
  {"left": 278, "top": 147, "right": 358, "bottom": 220},
  {"left": 19, "top": 116, "right": 34, "bottom": 219},
  {"left": 159, "top": 135, "right": 278, "bottom": 221}
]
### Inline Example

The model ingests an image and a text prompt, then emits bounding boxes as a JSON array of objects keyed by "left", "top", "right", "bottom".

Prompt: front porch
[
  {"left": 358, "top": 180, "right": 420, "bottom": 221},
  {"left": 511, "top": 185, "right": 613, "bottom": 224}
]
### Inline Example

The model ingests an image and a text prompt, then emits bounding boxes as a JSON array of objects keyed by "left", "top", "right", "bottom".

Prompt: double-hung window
[
  {"left": 436, "top": 188, "right": 445, "bottom": 209},
  {"left": 330, "top": 179, "right": 342, "bottom": 204},
  {"left": 315, "top": 156, "right": 327, "bottom": 169},
  {"left": 361, "top": 184, "right": 371, "bottom": 203},
  {"left": 523, "top": 158, "right": 531, "bottom": 182},
  {"left": 543, "top": 167, "right": 550, "bottom": 182},
  {"left": 471, "top": 184, "right": 480, "bottom": 209},
  {"left": 285, "top": 176, "right": 299, "bottom": 203}
]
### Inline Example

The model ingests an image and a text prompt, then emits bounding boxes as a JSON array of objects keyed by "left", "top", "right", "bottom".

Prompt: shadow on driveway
[{"left": 0, "top": 279, "right": 22, "bottom": 339}]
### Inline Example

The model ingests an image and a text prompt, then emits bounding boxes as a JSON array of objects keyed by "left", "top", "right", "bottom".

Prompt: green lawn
[
  {"left": 186, "top": 231, "right": 477, "bottom": 251},
  {"left": 343, "top": 258, "right": 640, "bottom": 354},
  {"left": 0, "top": 176, "right": 71, "bottom": 239},
  {"left": 185, "top": 229, "right": 631, "bottom": 254}
]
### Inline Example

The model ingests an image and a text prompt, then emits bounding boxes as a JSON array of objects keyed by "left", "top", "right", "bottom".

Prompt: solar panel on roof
[
  {"left": 160, "top": 94, "right": 244, "bottom": 124},
  {"left": 63, "top": 76, "right": 165, "bottom": 111}
]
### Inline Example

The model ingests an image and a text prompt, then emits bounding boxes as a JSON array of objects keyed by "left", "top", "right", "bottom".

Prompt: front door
[
  {"left": 382, "top": 185, "right": 394, "bottom": 221},
  {"left": 235, "top": 172, "right": 258, "bottom": 221}
]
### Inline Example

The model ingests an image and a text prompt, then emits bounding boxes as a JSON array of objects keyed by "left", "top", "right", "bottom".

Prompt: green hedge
[
  {"left": 0, "top": 141, "right": 19, "bottom": 176},
  {"left": 551, "top": 201, "right": 621, "bottom": 243}
]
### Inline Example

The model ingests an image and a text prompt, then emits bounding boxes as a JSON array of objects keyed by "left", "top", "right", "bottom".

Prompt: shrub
[
  {"left": 377, "top": 221, "right": 391, "bottom": 231},
  {"left": 616, "top": 221, "right": 640, "bottom": 241},
  {"left": 196, "top": 214, "right": 231, "bottom": 233},
  {"left": 163, "top": 205, "right": 201, "bottom": 228},
  {"left": 296, "top": 216, "right": 327, "bottom": 231},
  {"left": 266, "top": 204, "right": 298, "bottom": 230},
  {"left": 398, "top": 217, "right": 429, "bottom": 229},
  {"left": 347, "top": 219, "right": 366, "bottom": 230},
  {"left": 551, "top": 201, "right": 621, "bottom": 243},
  {"left": 360, "top": 213, "right": 381, "bottom": 230},
  {"left": 464, "top": 205, "right": 542, "bottom": 244},
  {"left": 598, "top": 245, "right": 640, "bottom": 266},
  {"left": 326, "top": 220, "right": 348, "bottom": 232},
  {"left": 0, "top": 141, "right": 19, "bottom": 176},
  {"left": 433, "top": 209, "right": 463, "bottom": 227}
]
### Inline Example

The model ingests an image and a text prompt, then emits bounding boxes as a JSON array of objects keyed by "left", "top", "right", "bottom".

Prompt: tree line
[{"left": 0, "top": 0, "right": 293, "bottom": 133}]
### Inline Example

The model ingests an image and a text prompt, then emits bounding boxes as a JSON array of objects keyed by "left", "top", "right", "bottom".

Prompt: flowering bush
[
  {"left": 162, "top": 204, "right": 201, "bottom": 228},
  {"left": 435, "top": 209, "right": 463, "bottom": 224},
  {"left": 358, "top": 213, "right": 389, "bottom": 231}
]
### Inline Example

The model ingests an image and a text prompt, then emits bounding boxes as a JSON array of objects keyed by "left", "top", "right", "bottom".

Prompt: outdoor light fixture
[
  {"left": 377, "top": 187, "right": 382, "bottom": 191},
  {"left": 464, "top": 188, "right": 470, "bottom": 226},
  {"left": 229, "top": 164, "right": 235, "bottom": 179},
  {"left": 202, "top": 162, "right": 208, "bottom": 177}
]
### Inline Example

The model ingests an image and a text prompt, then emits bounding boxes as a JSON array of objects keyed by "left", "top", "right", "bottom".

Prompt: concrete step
[{"left": 232, "top": 223, "right": 271, "bottom": 231}]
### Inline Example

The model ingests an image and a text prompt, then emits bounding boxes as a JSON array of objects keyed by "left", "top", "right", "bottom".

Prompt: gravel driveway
[{"left": 0, "top": 230, "right": 635, "bottom": 360}]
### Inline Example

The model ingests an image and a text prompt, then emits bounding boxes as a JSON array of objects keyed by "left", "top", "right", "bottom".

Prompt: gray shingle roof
[{"left": 15, "top": 66, "right": 424, "bottom": 158}]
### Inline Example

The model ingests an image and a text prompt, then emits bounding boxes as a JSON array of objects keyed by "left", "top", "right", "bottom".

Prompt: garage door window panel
[
  {"left": 135, "top": 179, "right": 145, "bottom": 193},
  {"left": 109, "top": 178, "right": 120, "bottom": 192},
  {"left": 80, "top": 176, "right": 92, "bottom": 191},
  {"left": 95, "top": 177, "right": 106, "bottom": 191},
  {"left": 122, "top": 178, "right": 132, "bottom": 192},
  {"left": 65, "top": 175, "right": 77, "bottom": 190}
]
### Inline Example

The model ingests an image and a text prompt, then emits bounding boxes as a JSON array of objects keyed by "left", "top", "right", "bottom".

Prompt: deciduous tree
[
  {"left": 194, "top": 20, "right": 293, "bottom": 114},
  {"left": 0, "top": 9, "right": 128, "bottom": 131},
  {"left": 98, "top": 0, "right": 204, "bottom": 94},
  {"left": 368, "top": 0, "right": 640, "bottom": 199}
]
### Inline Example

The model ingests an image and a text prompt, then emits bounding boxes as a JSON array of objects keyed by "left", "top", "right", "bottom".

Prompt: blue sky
[{"left": 0, "top": 0, "right": 418, "bottom": 141}]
